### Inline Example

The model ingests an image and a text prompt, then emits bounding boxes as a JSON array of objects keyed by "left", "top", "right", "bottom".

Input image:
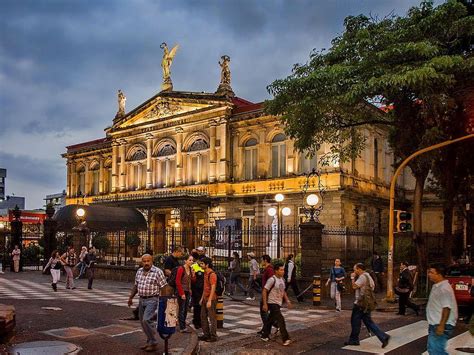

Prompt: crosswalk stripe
[
  {"left": 421, "top": 331, "right": 474, "bottom": 355},
  {"left": 343, "top": 320, "right": 428, "bottom": 354}
]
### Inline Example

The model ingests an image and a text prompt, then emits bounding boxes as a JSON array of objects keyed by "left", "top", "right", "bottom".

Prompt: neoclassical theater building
[{"left": 63, "top": 49, "right": 402, "bottom": 253}]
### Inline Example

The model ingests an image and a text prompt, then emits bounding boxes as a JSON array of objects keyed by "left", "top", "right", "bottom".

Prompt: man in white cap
[
  {"left": 197, "top": 246, "right": 207, "bottom": 258},
  {"left": 246, "top": 252, "right": 260, "bottom": 300}
]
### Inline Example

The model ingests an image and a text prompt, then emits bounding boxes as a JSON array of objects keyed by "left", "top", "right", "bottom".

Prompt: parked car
[{"left": 446, "top": 264, "right": 473, "bottom": 319}]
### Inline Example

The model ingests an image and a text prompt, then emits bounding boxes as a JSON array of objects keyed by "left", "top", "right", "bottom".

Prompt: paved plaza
[{"left": 0, "top": 271, "right": 472, "bottom": 354}]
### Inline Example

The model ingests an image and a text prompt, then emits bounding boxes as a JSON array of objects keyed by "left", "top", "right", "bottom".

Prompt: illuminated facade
[{"left": 63, "top": 53, "right": 401, "bottom": 253}]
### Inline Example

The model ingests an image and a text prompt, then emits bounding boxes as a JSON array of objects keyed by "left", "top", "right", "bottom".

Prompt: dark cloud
[{"left": 0, "top": 0, "right": 442, "bottom": 208}]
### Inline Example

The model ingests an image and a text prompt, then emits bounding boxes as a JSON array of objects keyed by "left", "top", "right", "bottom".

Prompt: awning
[{"left": 53, "top": 204, "right": 147, "bottom": 232}]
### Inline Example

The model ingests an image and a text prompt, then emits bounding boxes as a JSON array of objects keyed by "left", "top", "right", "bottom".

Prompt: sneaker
[
  {"left": 246, "top": 297, "right": 255, "bottom": 301},
  {"left": 283, "top": 339, "right": 292, "bottom": 346},
  {"left": 261, "top": 337, "right": 270, "bottom": 342},
  {"left": 336, "top": 308, "right": 341, "bottom": 312},
  {"left": 256, "top": 330, "right": 263, "bottom": 335}
]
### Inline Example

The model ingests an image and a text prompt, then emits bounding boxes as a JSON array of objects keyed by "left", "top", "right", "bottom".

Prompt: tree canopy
[{"left": 266, "top": 0, "right": 474, "bottom": 168}]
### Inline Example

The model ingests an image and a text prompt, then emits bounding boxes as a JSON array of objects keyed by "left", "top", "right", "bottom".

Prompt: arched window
[
  {"left": 298, "top": 150, "right": 317, "bottom": 174},
  {"left": 188, "top": 138, "right": 209, "bottom": 152},
  {"left": 77, "top": 166, "right": 85, "bottom": 196},
  {"left": 90, "top": 165, "right": 99, "bottom": 196},
  {"left": 244, "top": 138, "right": 258, "bottom": 180},
  {"left": 271, "top": 133, "right": 286, "bottom": 178},
  {"left": 130, "top": 149, "right": 146, "bottom": 161},
  {"left": 186, "top": 138, "right": 209, "bottom": 184},
  {"left": 155, "top": 143, "right": 176, "bottom": 187}
]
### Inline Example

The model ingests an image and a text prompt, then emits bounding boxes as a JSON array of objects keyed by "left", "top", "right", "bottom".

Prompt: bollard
[
  {"left": 216, "top": 296, "right": 224, "bottom": 328},
  {"left": 313, "top": 275, "right": 321, "bottom": 306}
]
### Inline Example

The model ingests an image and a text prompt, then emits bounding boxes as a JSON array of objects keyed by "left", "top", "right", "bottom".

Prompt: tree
[{"left": 266, "top": 0, "right": 474, "bottom": 269}]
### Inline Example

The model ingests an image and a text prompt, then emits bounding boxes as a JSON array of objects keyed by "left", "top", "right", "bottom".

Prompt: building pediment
[{"left": 110, "top": 91, "right": 233, "bottom": 132}]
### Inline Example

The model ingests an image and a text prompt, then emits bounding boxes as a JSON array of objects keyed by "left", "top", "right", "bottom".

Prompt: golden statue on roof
[{"left": 160, "top": 42, "right": 179, "bottom": 91}]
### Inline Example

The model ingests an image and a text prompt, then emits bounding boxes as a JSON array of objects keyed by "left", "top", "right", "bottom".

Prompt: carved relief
[{"left": 145, "top": 101, "right": 181, "bottom": 120}]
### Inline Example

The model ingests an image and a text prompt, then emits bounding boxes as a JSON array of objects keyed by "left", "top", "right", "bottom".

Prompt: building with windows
[
  {"left": 45, "top": 190, "right": 67, "bottom": 210},
  {"left": 62, "top": 53, "right": 408, "bottom": 254}
]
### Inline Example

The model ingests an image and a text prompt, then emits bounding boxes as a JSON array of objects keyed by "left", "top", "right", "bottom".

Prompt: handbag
[
  {"left": 395, "top": 286, "right": 410, "bottom": 294},
  {"left": 356, "top": 274, "right": 377, "bottom": 313},
  {"left": 337, "top": 282, "right": 345, "bottom": 293}
]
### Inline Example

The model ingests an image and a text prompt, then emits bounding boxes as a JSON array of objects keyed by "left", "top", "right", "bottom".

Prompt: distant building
[
  {"left": 45, "top": 190, "right": 67, "bottom": 210},
  {"left": 0, "top": 195, "right": 26, "bottom": 216},
  {"left": 0, "top": 168, "right": 6, "bottom": 201}
]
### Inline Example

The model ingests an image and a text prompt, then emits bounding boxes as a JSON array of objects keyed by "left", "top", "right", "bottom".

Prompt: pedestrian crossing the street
[
  {"left": 0, "top": 278, "right": 130, "bottom": 307},
  {"left": 342, "top": 320, "right": 474, "bottom": 354},
  {"left": 208, "top": 301, "right": 332, "bottom": 340}
]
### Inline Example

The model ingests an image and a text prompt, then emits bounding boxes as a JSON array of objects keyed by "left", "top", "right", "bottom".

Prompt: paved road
[{"left": 1, "top": 271, "right": 472, "bottom": 354}]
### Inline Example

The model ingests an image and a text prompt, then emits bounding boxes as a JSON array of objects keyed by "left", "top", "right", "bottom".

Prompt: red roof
[
  {"left": 233, "top": 102, "right": 263, "bottom": 115},
  {"left": 66, "top": 137, "right": 109, "bottom": 150},
  {"left": 231, "top": 96, "right": 254, "bottom": 107}
]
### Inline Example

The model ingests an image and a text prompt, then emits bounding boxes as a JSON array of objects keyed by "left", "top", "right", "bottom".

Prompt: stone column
[
  {"left": 71, "top": 161, "right": 77, "bottom": 197},
  {"left": 119, "top": 140, "right": 127, "bottom": 191},
  {"left": 66, "top": 161, "right": 71, "bottom": 198},
  {"left": 98, "top": 157, "right": 104, "bottom": 194},
  {"left": 209, "top": 121, "right": 217, "bottom": 182},
  {"left": 111, "top": 142, "right": 118, "bottom": 192},
  {"left": 43, "top": 204, "right": 57, "bottom": 266},
  {"left": 299, "top": 221, "right": 324, "bottom": 280},
  {"left": 146, "top": 134, "right": 153, "bottom": 189},
  {"left": 218, "top": 119, "right": 227, "bottom": 181},
  {"left": 84, "top": 160, "right": 90, "bottom": 196},
  {"left": 175, "top": 127, "right": 183, "bottom": 186}
]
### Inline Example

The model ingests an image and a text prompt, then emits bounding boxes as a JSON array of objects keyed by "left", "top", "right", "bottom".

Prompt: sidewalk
[{"left": 0, "top": 270, "right": 199, "bottom": 354}]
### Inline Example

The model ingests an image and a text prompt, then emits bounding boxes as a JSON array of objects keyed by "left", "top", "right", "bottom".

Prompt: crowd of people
[
  {"left": 4, "top": 242, "right": 457, "bottom": 354},
  {"left": 43, "top": 245, "right": 97, "bottom": 291}
]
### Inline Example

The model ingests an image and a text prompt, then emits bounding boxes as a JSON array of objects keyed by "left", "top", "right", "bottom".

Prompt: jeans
[
  {"left": 261, "top": 304, "right": 290, "bottom": 341},
  {"left": 139, "top": 297, "right": 159, "bottom": 345},
  {"left": 64, "top": 266, "right": 75, "bottom": 288},
  {"left": 427, "top": 324, "right": 454, "bottom": 355},
  {"left": 87, "top": 267, "right": 95, "bottom": 289},
  {"left": 229, "top": 273, "right": 246, "bottom": 295},
  {"left": 50, "top": 269, "right": 61, "bottom": 284},
  {"left": 349, "top": 304, "right": 388, "bottom": 344},
  {"left": 398, "top": 292, "right": 418, "bottom": 315},
  {"left": 178, "top": 291, "right": 191, "bottom": 330},
  {"left": 76, "top": 262, "right": 86, "bottom": 278},
  {"left": 330, "top": 282, "right": 342, "bottom": 310},
  {"left": 247, "top": 276, "right": 261, "bottom": 298},
  {"left": 201, "top": 298, "right": 217, "bottom": 338}
]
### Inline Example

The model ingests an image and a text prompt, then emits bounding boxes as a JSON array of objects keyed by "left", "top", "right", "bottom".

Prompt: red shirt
[
  {"left": 176, "top": 266, "right": 195, "bottom": 297},
  {"left": 262, "top": 264, "right": 274, "bottom": 288},
  {"left": 203, "top": 268, "right": 217, "bottom": 300}
]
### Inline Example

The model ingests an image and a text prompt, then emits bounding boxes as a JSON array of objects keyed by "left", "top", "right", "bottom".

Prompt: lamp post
[
  {"left": 267, "top": 193, "right": 291, "bottom": 258},
  {"left": 301, "top": 168, "right": 325, "bottom": 222},
  {"left": 74, "top": 207, "right": 89, "bottom": 248}
]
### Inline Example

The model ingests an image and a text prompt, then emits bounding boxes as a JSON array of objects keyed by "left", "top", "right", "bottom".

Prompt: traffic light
[{"left": 396, "top": 210, "right": 412, "bottom": 232}]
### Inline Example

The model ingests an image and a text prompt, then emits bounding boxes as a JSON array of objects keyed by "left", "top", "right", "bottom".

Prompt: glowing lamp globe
[
  {"left": 267, "top": 207, "right": 277, "bottom": 217},
  {"left": 274, "top": 193, "right": 284, "bottom": 203},
  {"left": 282, "top": 207, "right": 291, "bottom": 216},
  {"left": 306, "top": 194, "right": 319, "bottom": 206},
  {"left": 76, "top": 208, "right": 85, "bottom": 218}
]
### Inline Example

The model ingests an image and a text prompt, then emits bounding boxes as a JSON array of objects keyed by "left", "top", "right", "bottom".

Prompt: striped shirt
[{"left": 135, "top": 265, "right": 167, "bottom": 297}]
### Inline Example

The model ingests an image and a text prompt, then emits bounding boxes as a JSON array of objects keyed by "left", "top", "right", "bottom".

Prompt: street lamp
[
  {"left": 301, "top": 168, "right": 325, "bottom": 222},
  {"left": 74, "top": 207, "right": 89, "bottom": 247},
  {"left": 267, "top": 194, "right": 291, "bottom": 258}
]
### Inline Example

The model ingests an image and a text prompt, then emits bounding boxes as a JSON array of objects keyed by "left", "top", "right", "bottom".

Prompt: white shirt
[
  {"left": 264, "top": 276, "right": 286, "bottom": 306},
  {"left": 426, "top": 279, "right": 458, "bottom": 326}
]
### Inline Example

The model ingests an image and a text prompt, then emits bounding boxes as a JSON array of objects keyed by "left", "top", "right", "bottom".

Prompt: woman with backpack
[
  {"left": 43, "top": 250, "right": 64, "bottom": 292},
  {"left": 228, "top": 252, "right": 246, "bottom": 296},
  {"left": 325, "top": 258, "right": 346, "bottom": 312},
  {"left": 395, "top": 261, "right": 419, "bottom": 316},
  {"left": 284, "top": 254, "right": 304, "bottom": 303},
  {"left": 176, "top": 254, "right": 195, "bottom": 332}
]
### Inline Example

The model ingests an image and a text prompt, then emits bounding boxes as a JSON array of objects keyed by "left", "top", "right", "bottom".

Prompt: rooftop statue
[
  {"left": 216, "top": 54, "right": 234, "bottom": 97},
  {"left": 219, "top": 55, "right": 231, "bottom": 85},
  {"left": 160, "top": 42, "right": 179, "bottom": 91},
  {"left": 116, "top": 89, "right": 126, "bottom": 117}
]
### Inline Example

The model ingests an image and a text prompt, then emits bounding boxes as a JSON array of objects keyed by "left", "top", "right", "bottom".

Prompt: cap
[
  {"left": 197, "top": 246, "right": 205, "bottom": 251},
  {"left": 247, "top": 252, "right": 255, "bottom": 257}
]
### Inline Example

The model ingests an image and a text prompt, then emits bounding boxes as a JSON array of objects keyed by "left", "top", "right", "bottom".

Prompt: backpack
[
  {"left": 210, "top": 271, "right": 226, "bottom": 296},
  {"left": 167, "top": 266, "right": 181, "bottom": 290},
  {"left": 357, "top": 273, "right": 377, "bottom": 313}
]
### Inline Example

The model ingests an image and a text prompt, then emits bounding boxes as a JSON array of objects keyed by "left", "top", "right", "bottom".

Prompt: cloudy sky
[{"left": 1, "top": 0, "right": 437, "bottom": 209}]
